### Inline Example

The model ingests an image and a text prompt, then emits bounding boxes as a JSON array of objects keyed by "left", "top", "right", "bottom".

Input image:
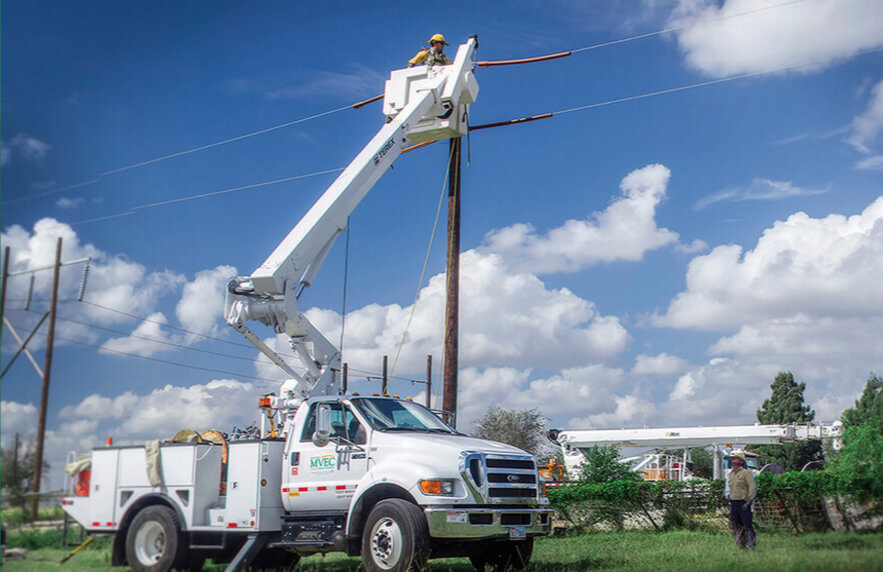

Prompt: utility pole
[
  {"left": 443, "top": 137, "right": 462, "bottom": 428},
  {"left": 1, "top": 246, "right": 10, "bottom": 335},
  {"left": 425, "top": 355, "right": 432, "bottom": 409},
  {"left": 381, "top": 355, "right": 388, "bottom": 395},
  {"left": 31, "top": 237, "right": 62, "bottom": 520}
]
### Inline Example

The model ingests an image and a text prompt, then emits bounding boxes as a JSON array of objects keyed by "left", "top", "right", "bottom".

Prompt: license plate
[{"left": 509, "top": 527, "right": 526, "bottom": 540}]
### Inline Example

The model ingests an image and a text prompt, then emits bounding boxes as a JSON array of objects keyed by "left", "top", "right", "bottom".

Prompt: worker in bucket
[
  {"left": 409, "top": 34, "right": 452, "bottom": 67},
  {"left": 727, "top": 453, "right": 757, "bottom": 549}
]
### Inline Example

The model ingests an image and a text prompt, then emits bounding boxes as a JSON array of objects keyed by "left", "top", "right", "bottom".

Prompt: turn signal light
[{"left": 420, "top": 479, "right": 454, "bottom": 496}]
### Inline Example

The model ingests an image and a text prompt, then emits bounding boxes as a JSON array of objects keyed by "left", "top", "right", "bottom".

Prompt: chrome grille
[{"left": 461, "top": 452, "right": 539, "bottom": 505}]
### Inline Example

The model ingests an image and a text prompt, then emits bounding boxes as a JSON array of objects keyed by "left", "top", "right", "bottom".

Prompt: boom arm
[{"left": 225, "top": 37, "right": 479, "bottom": 410}]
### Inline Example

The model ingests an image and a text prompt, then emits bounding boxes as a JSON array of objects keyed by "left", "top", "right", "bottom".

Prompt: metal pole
[
  {"left": 425, "top": 355, "right": 432, "bottom": 409},
  {"left": 443, "top": 137, "right": 461, "bottom": 428},
  {"left": 32, "top": 237, "right": 62, "bottom": 520},
  {"left": 381, "top": 355, "right": 388, "bottom": 395},
  {"left": 1, "top": 246, "right": 10, "bottom": 339},
  {"left": 342, "top": 363, "right": 348, "bottom": 394}
]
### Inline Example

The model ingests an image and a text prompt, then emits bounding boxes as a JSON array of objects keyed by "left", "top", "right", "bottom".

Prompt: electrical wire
[
  {"left": 67, "top": 167, "right": 345, "bottom": 226},
  {"left": 389, "top": 143, "right": 454, "bottom": 378},
  {"left": 41, "top": 311, "right": 259, "bottom": 363},
  {"left": 52, "top": 333, "right": 284, "bottom": 383}
]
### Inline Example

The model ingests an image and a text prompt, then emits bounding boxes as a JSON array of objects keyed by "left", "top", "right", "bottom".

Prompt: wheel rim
[
  {"left": 369, "top": 516, "right": 403, "bottom": 570},
  {"left": 133, "top": 520, "right": 166, "bottom": 565}
]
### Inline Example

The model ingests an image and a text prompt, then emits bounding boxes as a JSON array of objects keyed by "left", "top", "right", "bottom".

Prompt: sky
[{"left": 2, "top": 0, "right": 883, "bottom": 489}]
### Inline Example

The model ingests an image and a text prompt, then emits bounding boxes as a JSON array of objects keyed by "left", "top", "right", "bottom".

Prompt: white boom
[
  {"left": 549, "top": 421, "right": 843, "bottom": 478},
  {"left": 224, "top": 37, "right": 479, "bottom": 412}
]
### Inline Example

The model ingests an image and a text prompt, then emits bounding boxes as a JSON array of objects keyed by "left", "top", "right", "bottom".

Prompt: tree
[
  {"left": 688, "top": 447, "right": 714, "bottom": 479},
  {"left": 755, "top": 371, "right": 823, "bottom": 471},
  {"left": 472, "top": 407, "right": 548, "bottom": 456},
  {"left": 841, "top": 373, "right": 883, "bottom": 432},
  {"left": 831, "top": 421, "right": 883, "bottom": 501},
  {"left": 577, "top": 446, "right": 640, "bottom": 484},
  {"left": 0, "top": 435, "right": 50, "bottom": 512}
]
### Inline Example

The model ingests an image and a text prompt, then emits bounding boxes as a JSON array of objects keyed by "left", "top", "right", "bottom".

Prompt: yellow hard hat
[
  {"left": 429, "top": 34, "right": 449, "bottom": 45},
  {"left": 732, "top": 453, "right": 745, "bottom": 462}
]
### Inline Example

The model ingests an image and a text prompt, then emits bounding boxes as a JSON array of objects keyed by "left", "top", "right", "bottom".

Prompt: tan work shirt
[
  {"left": 409, "top": 46, "right": 452, "bottom": 67},
  {"left": 727, "top": 466, "right": 756, "bottom": 500}
]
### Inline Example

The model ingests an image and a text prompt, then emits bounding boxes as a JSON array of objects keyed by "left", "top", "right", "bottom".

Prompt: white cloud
[
  {"left": 857, "top": 155, "right": 883, "bottom": 170},
  {"left": 306, "top": 249, "right": 629, "bottom": 376},
  {"left": 479, "top": 164, "right": 679, "bottom": 274},
  {"left": 655, "top": 195, "right": 883, "bottom": 330},
  {"left": 671, "top": 0, "right": 883, "bottom": 77},
  {"left": 267, "top": 65, "right": 386, "bottom": 101},
  {"left": 100, "top": 312, "right": 174, "bottom": 357},
  {"left": 1, "top": 133, "right": 50, "bottom": 166},
  {"left": 848, "top": 78, "right": 883, "bottom": 154},
  {"left": 0, "top": 219, "right": 187, "bottom": 348},
  {"left": 632, "top": 352, "right": 690, "bottom": 375},
  {"left": 56, "top": 197, "right": 86, "bottom": 209},
  {"left": 176, "top": 265, "right": 237, "bottom": 338},
  {"left": 1, "top": 401, "right": 38, "bottom": 448},
  {"left": 675, "top": 239, "right": 709, "bottom": 254},
  {"left": 694, "top": 178, "right": 828, "bottom": 210}
]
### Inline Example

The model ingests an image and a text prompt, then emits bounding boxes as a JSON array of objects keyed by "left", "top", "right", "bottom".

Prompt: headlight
[{"left": 419, "top": 479, "right": 455, "bottom": 496}]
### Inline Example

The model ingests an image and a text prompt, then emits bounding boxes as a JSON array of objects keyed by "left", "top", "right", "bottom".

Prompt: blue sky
[{"left": 3, "top": 1, "right": 883, "bottom": 487}]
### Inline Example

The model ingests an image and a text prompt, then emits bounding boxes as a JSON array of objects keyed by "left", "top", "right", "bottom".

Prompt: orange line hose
[{"left": 477, "top": 51, "right": 571, "bottom": 67}]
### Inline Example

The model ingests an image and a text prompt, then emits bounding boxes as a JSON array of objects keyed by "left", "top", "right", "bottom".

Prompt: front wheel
[
  {"left": 469, "top": 538, "right": 534, "bottom": 572},
  {"left": 125, "top": 505, "right": 187, "bottom": 572},
  {"left": 361, "top": 499, "right": 429, "bottom": 572}
]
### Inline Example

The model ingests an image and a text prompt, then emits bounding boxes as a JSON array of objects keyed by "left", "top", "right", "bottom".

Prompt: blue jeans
[{"left": 729, "top": 500, "right": 756, "bottom": 548}]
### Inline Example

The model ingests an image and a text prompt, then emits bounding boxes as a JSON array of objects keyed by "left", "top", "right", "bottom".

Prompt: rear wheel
[
  {"left": 125, "top": 505, "right": 187, "bottom": 572},
  {"left": 469, "top": 538, "right": 534, "bottom": 572},
  {"left": 361, "top": 499, "right": 429, "bottom": 572}
]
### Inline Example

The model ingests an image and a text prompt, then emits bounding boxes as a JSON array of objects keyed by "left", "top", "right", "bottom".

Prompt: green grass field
[{"left": 3, "top": 528, "right": 882, "bottom": 571}]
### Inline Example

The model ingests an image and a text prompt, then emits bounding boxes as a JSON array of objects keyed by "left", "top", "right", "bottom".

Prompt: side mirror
[{"left": 312, "top": 403, "right": 332, "bottom": 447}]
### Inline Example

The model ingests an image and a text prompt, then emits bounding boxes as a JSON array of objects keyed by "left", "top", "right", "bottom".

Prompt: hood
[{"left": 370, "top": 431, "right": 533, "bottom": 467}]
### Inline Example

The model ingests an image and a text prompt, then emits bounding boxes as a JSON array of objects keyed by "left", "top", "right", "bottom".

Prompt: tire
[
  {"left": 125, "top": 505, "right": 188, "bottom": 572},
  {"left": 361, "top": 499, "right": 430, "bottom": 572},
  {"left": 469, "top": 538, "right": 534, "bottom": 572}
]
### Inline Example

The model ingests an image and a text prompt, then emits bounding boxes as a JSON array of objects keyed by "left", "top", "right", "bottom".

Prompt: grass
[{"left": 2, "top": 528, "right": 882, "bottom": 571}]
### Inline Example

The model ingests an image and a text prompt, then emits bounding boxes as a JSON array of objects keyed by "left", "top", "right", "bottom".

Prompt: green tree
[
  {"left": 831, "top": 421, "right": 883, "bottom": 501},
  {"left": 688, "top": 447, "right": 714, "bottom": 479},
  {"left": 0, "top": 437, "right": 50, "bottom": 512},
  {"left": 755, "top": 371, "right": 823, "bottom": 471},
  {"left": 578, "top": 446, "right": 640, "bottom": 483},
  {"left": 472, "top": 407, "right": 549, "bottom": 456},
  {"left": 841, "top": 373, "right": 883, "bottom": 431}
]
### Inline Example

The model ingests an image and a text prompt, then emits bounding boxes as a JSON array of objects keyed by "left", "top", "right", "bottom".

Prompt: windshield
[{"left": 352, "top": 398, "right": 456, "bottom": 433}]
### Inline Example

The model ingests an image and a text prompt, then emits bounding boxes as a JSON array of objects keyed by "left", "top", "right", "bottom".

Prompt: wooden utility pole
[
  {"left": 443, "top": 137, "right": 462, "bottom": 427},
  {"left": 31, "top": 237, "right": 62, "bottom": 520},
  {"left": 381, "top": 355, "right": 388, "bottom": 395},
  {"left": 1, "top": 246, "right": 10, "bottom": 333},
  {"left": 425, "top": 355, "right": 432, "bottom": 409}
]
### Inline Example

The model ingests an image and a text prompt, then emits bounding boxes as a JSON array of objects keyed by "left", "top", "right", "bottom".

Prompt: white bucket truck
[{"left": 61, "top": 37, "right": 552, "bottom": 571}]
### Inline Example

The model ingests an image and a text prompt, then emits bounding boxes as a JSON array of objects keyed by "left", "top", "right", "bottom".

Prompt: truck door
[{"left": 282, "top": 401, "right": 369, "bottom": 512}]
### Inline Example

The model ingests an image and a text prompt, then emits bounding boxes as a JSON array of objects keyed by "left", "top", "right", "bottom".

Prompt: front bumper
[{"left": 424, "top": 507, "right": 552, "bottom": 539}]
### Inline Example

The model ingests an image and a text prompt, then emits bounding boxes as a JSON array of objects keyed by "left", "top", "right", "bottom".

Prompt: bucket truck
[
  {"left": 61, "top": 37, "right": 552, "bottom": 572},
  {"left": 548, "top": 422, "right": 843, "bottom": 481}
]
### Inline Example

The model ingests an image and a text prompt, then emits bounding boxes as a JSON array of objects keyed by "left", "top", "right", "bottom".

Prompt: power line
[
  {"left": 53, "top": 333, "right": 285, "bottom": 384},
  {"left": 41, "top": 311, "right": 259, "bottom": 363},
  {"left": 100, "top": 106, "right": 355, "bottom": 177},
  {"left": 552, "top": 45, "right": 883, "bottom": 116},
  {"left": 77, "top": 299, "right": 257, "bottom": 350},
  {"left": 571, "top": 0, "right": 809, "bottom": 54},
  {"left": 68, "top": 167, "right": 344, "bottom": 226}
]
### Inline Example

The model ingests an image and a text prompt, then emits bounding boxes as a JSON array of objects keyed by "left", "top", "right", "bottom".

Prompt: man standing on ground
[
  {"left": 409, "top": 34, "right": 452, "bottom": 67},
  {"left": 727, "top": 453, "right": 757, "bottom": 549}
]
